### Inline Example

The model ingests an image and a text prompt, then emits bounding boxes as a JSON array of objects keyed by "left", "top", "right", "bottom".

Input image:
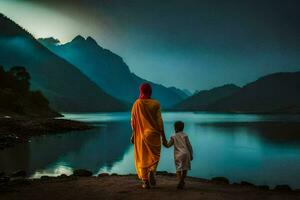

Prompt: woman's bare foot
[
  {"left": 148, "top": 171, "right": 156, "bottom": 186},
  {"left": 142, "top": 180, "right": 150, "bottom": 189}
]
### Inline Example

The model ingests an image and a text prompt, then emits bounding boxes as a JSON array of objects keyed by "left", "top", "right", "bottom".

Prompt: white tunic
[{"left": 171, "top": 131, "right": 193, "bottom": 171}]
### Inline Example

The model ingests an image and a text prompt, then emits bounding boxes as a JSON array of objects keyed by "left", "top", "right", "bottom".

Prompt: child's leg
[
  {"left": 177, "top": 170, "right": 187, "bottom": 181},
  {"left": 181, "top": 170, "right": 187, "bottom": 182},
  {"left": 176, "top": 170, "right": 187, "bottom": 189},
  {"left": 176, "top": 171, "right": 181, "bottom": 181}
]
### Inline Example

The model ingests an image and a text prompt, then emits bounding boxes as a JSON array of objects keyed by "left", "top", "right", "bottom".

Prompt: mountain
[
  {"left": 168, "top": 87, "right": 190, "bottom": 99},
  {"left": 175, "top": 84, "right": 241, "bottom": 110},
  {"left": 208, "top": 72, "right": 300, "bottom": 113},
  {"left": 0, "top": 14, "right": 127, "bottom": 112},
  {"left": 39, "top": 36, "right": 187, "bottom": 108}
]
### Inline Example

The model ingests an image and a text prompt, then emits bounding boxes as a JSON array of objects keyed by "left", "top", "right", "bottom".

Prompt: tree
[
  {"left": 0, "top": 65, "right": 57, "bottom": 116},
  {"left": 0, "top": 66, "right": 5, "bottom": 89},
  {"left": 8, "top": 66, "right": 31, "bottom": 93}
]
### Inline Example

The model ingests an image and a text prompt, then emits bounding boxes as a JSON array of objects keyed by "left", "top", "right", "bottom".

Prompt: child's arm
[
  {"left": 185, "top": 136, "right": 193, "bottom": 160},
  {"left": 164, "top": 137, "right": 174, "bottom": 148},
  {"left": 161, "top": 131, "right": 168, "bottom": 147}
]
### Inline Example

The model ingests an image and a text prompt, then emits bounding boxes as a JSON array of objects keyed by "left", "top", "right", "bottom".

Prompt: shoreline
[
  {"left": 0, "top": 117, "right": 93, "bottom": 150},
  {"left": 0, "top": 170, "right": 299, "bottom": 200},
  {"left": 163, "top": 109, "right": 300, "bottom": 115}
]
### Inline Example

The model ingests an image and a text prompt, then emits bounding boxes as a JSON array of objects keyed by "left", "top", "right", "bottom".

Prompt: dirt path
[{"left": 1, "top": 175, "right": 299, "bottom": 200}]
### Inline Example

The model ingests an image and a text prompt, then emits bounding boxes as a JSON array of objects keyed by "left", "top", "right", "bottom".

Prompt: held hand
[{"left": 162, "top": 138, "right": 168, "bottom": 147}]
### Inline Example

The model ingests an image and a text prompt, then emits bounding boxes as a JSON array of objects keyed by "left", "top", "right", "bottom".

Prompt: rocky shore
[
  {"left": 0, "top": 117, "right": 93, "bottom": 150},
  {"left": 0, "top": 169, "right": 299, "bottom": 200}
]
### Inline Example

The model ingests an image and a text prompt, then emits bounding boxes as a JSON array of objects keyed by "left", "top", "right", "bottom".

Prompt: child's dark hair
[{"left": 174, "top": 121, "right": 184, "bottom": 132}]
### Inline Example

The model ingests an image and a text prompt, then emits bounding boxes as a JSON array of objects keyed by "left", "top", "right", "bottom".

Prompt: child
[{"left": 165, "top": 121, "right": 193, "bottom": 189}]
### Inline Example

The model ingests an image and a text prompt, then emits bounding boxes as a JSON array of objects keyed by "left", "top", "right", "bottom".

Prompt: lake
[{"left": 1, "top": 112, "right": 300, "bottom": 189}]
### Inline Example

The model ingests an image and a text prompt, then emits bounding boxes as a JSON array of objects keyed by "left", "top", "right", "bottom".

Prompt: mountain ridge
[
  {"left": 175, "top": 71, "right": 300, "bottom": 113},
  {"left": 39, "top": 35, "right": 187, "bottom": 108},
  {"left": 0, "top": 13, "right": 127, "bottom": 112},
  {"left": 207, "top": 71, "right": 300, "bottom": 113},
  {"left": 174, "top": 84, "right": 241, "bottom": 111}
]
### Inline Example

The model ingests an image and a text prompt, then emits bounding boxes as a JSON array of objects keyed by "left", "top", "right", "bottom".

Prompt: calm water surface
[{"left": 1, "top": 112, "right": 300, "bottom": 188}]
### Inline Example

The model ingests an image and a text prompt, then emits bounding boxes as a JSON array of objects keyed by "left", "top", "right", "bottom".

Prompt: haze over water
[{"left": 1, "top": 112, "right": 300, "bottom": 189}]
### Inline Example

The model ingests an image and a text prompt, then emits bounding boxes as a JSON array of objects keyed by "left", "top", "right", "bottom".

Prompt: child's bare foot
[{"left": 177, "top": 180, "right": 185, "bottom": 189}]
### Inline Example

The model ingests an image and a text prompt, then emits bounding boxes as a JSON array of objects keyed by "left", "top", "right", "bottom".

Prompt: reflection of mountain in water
[
  {"left": 56, "top": 122, "right": 131, "bottom": 173},
  {"left": 0, "top": 121, "right": 131, "bottom": 175},
  {"left": 199, "top": 122, "right": 300, "bottom": 145}
]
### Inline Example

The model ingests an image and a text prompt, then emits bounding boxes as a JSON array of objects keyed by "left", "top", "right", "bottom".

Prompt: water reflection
[
  {"left": 0, "top": 121, "right": 132, "bottom": 178},
  {"left": 0, "top": 112, "right": 300, "bottom": 189},
  {"left": 199, "top": 121, "right": 300, "bottom": 145}
]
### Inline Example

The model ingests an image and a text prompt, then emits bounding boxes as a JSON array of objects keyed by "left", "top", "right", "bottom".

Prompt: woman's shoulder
[
  {"left": 150, "top": 99, "right": 160, "bottom": 106},
  {"left": 136, "top": 98, "right": 160, "bottom": 107},
  {"left": 131, "top": 99, "right": 142, "bottom": 111},
  {"left": 132, "top": 99, "right": 139, "bottom": 107},
  {"left": 133, "top": 99, "right": 141, "bottom": 104}
]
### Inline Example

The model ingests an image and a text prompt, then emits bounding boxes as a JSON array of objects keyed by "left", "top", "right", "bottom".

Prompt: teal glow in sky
[
  {"left": 0, "top": 1, "right": 99, "bottom": 42},
  {"left": 0, "top": 0, "right": 299, "bottom": 91}
]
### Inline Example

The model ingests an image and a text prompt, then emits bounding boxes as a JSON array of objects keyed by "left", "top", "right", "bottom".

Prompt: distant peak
[
  {"left": 86, "top": 36, "right": 98, "bottom": 45},
  {"left": 209, "top": 84, "right": 240, "bottom": 91},
  {"left": 38, "top": 37, "right": 60, "bottom": 46},
  {"left": 221, "top": 84, "right": 240, "bottom": 88},
  {"left": 72, "top": 35, "right": 85, "bottom": 43},
  {"left": 70, "top": 35, "right": 100, "bottom": 47}
]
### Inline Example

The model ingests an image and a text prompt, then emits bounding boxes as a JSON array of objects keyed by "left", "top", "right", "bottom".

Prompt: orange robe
[{"left": 131, "top": 98, "right": 164, "bottom": 180}]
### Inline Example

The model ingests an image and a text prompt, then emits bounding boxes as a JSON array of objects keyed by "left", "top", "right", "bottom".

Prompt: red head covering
[{"left": 139, "top": 83, "right": 152, "bottom": 99}]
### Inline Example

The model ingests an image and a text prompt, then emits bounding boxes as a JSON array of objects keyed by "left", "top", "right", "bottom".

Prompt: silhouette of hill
[
  {"left": 0, "top": 14, "right": 127, "bottom": 112},
  {"left": 39, "top": 36, "right": 187, "bottom": 108},
  {"left": 208, "top": 72, "right": 300, "bottom": 113},
  {"left": 175, "top": 84, "right": 240, "bottom": 110}
]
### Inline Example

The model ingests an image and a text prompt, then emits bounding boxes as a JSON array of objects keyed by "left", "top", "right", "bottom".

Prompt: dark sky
[{"left": 0, "top": 0, "right": 299, "bottom": 91}]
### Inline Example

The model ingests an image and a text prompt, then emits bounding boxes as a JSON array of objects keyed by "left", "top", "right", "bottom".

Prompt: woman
[{"left": 131, "top": 83, "right": 167, "bottom": 189}]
